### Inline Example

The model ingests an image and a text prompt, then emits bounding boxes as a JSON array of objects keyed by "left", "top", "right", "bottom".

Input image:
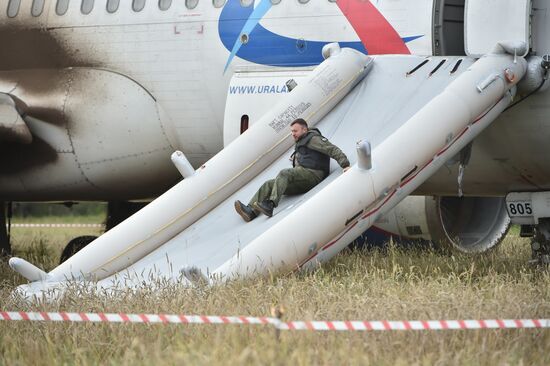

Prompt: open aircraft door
[
  {"left": 465, "top": 0, "right": 531, "bottom": 57},
  {"left": 222, "top": 69, "right": 311, "bottom": 147}
]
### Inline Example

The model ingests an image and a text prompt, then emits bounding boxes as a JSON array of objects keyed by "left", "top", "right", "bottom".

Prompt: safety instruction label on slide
[{"left": 269, "top": 102, "right": 312, "bottom": 132}]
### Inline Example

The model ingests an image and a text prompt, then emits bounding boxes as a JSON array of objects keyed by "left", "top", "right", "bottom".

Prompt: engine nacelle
[
  {"left": 425, "top": 196, "right": 511, "bottom": 252},
  {"left": 0, "top": 68, "right": 181, "bottom": 201},
  {"left": 368, "top": 196, "right": 511, "bottom": 253}
]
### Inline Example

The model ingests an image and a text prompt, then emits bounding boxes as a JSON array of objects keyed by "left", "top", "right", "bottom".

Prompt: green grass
[
  {"left": 0, "top": 223, "right": 548, "bottom": 365},
  {"left": 10, "top": 214, "right": 106, "bottom": 225}
]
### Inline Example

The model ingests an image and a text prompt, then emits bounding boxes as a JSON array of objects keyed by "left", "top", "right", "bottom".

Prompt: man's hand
[{"left": 343, "top": 166, "right": 350, "bottom": 173}]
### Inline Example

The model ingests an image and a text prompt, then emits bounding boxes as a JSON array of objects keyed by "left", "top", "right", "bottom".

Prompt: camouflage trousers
[{"left": 248, "top": 166, "right": 323, "bottom": 207}]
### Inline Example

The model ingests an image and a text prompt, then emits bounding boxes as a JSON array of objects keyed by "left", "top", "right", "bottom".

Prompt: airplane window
[
  {"left": 159, "top": 0, "right": 172, "bottom": 10},
  {"left": 7, "top": 0, "right": 21, "bottom": 18},
  {"left": 32, "top": 0, "right": 45, "bottom": 16},
  {"left": 185, "top": 0, "right": 198, "bottom": 9},
  {"left": 213, "top": 0, "right": 226, "bottom": 8},
  {"left": 271, "top": 0, "right": 282, "bottom": 4},
  {"left": 298, "top": 0, "right": 309, "bottom": 3},
  {"left": 81, "top": 0, "right": 94, "bottom": 14},
  {"left": 56, "top": 0, "right": 70, "bottom": 15},
  {"left": 240, "top": 0, "right": 253, "bottom": 6},
  {"left": 107, "top": 0, "right": 119, "bottom": 13},
  {"left": 133, "top": 0, "right": 146, "bottom": 12}
]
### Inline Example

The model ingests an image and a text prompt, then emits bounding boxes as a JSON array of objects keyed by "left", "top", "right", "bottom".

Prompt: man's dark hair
[{"left": 290, "top": 118, "right": 308, "bottom": 128}]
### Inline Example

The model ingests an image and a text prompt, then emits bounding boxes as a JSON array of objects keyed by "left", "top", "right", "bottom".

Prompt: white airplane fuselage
[{"left": 1, "top": 0, "right": 549, "bottom": 201}]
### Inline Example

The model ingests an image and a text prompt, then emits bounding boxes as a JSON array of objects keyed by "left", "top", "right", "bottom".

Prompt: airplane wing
[{"left": 0, "top": 93, "right": 32, "bottom": 144}]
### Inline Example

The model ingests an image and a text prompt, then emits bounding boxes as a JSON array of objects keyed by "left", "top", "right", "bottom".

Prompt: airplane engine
[
  {"left": 0, "top": 68, "right": 182, "bottom": 201},
  {"left": 373, "top": 196, "right": 511, "bottom": 253}
]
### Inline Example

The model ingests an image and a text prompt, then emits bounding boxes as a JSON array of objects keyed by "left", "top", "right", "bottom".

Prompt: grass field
[{"left": 1, "top": 219, "right": 549, "bottom": 365}]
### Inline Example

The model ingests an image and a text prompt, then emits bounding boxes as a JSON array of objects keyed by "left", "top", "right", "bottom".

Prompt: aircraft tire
[{"left": 59, "top": 235, "right": 97, "bottom": 264}]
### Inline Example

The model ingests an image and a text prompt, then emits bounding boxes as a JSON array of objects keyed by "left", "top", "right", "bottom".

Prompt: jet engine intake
[
  {"left": 425, "top": 196, "right": 510, "bottom": 252},
  {"left": 373, "top": 196, "right": 511, "bottom": 253}
]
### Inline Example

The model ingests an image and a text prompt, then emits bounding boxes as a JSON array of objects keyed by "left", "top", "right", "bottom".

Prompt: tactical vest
[{"left": 293, "top": 129, "right": 330, "bottom": 177}]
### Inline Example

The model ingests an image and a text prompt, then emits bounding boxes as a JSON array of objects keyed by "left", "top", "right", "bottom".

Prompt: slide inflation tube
[{"left": 43, "top": 47, "right": 371, "bottom": 282}]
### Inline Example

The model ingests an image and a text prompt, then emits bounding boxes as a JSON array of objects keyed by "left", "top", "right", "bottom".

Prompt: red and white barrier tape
[
  {"left": 1, "top": 312, "right": 548, "bottom": 331},
  {"left": 8, "top": 224, "right": 104, "bottom": 228}
]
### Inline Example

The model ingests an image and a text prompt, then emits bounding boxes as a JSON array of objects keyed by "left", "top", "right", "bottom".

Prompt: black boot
[
  {"left": 254, "top": 200, "right": 275, "bottom": 217},
  {"left": 234, "top": 200, "right": 257, "bottom": 222}
]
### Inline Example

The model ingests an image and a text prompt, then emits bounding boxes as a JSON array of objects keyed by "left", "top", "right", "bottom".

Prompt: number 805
[{"left": 508, "top": 202, "right": 533, "bottom": 215}]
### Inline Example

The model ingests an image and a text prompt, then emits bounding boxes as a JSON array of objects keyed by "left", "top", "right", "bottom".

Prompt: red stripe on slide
[{"left": 337, "top": 0, "right": 410, "bottom": 55}]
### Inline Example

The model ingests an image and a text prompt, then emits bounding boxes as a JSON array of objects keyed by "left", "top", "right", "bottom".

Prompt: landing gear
[
  {"left": 59, "top": 235, "right": 97, "bottom": 263},
  {"left": 530, "top": 219, "right": 550, "bottom": 265},
  {"left": 58, "top": 201, "right": 147, "bottom": 264},
  {"left": 506, "top": 192, "right": 550, "bottom": 266},
  {"left": 104, "top": 201, "right": 146, "bottom": 231},
  {"left": 0, "top": 202, "right": 11, "bottom": 257}
]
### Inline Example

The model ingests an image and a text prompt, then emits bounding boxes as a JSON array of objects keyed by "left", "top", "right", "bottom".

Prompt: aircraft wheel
[
  {"left": 59, "top": 235, "right": 97, "bottom": 264},
  {"left": 530, "top": 219, "right": 550, "bottom": 266}
]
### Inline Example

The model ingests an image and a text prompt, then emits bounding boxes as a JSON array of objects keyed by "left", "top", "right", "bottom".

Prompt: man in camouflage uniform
[{"left": 235, "top": 118, "right": 350, "bottom": 221}]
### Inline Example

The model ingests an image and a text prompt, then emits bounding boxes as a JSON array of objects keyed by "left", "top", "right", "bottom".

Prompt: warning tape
[
  {"left": 1, "top": 312, "right": 548, "bottom": 331},
  {"left": 8, "top": 224, "right": 104, "bottom": 228}
]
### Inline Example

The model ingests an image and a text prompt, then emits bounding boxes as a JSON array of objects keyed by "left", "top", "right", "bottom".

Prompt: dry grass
[{"left": 0, "top": 222, "right": 549, "bottom": 365}]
